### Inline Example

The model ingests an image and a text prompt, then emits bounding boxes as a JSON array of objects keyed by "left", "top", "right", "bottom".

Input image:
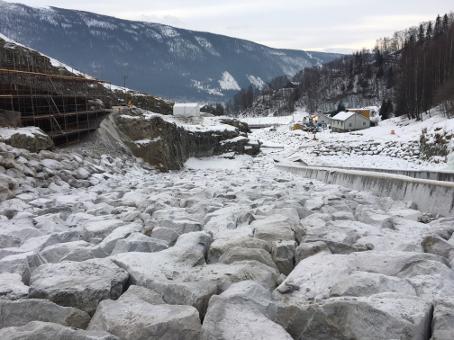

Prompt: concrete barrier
[
  {"left": 277, "top": 162, "right": 454, "bottom": 216},
  {"left": 315, "top": 165, "right": 454, "bottom": 183}
]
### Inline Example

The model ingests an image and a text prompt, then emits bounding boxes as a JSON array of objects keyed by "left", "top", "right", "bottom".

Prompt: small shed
[
  {"left": 173, "top": 103, "right": 201, "bottom": 118},
  {"left": 331, "top": 111, "right": 370, "bottom": 132}
]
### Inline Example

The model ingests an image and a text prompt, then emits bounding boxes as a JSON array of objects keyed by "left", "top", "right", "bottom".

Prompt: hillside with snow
[{"left": 0, "top": 1, "right": 340, "bottom": 101}]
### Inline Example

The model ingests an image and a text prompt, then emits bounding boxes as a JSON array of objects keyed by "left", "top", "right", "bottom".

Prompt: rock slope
[
  {"left": 111, "top": 108, "right": 260, "bottom": 171},
  {"left": 0, "top": 129, "right": 453, "bottom": 339}
]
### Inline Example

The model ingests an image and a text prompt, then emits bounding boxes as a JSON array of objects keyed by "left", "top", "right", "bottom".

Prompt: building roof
[
  {"left": 173, "top": 103, "right": 200, "bottom": 108},
  {"left": 332, "top": 111, "right": 356, "bottom": 121}
]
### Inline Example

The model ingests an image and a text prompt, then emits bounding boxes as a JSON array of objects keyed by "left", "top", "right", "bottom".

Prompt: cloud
[{"left": 4, "top": 0, "right": 454, "bottom": 51}]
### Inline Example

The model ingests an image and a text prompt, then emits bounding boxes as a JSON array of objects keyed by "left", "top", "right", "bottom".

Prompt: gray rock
[
  {"left": 219, "top": 246, "right": 277, "bottom": 269},
  {"left": 29, "top": 259, "right": 129, "bottom": 314},
  {"left": 111, "top": 232, "right": 168, "bottom": 255},
  {"left": 208, "top": 236, "right": 270, "bottom": 263},
  {"left": 0, "top": 272, "right": 29, "bottom": 299},
  {"left": 0, "top": 251, "right": 45, "bottom": 284},
  {"left": 295, "top": 241, "right": 331, "bottom": 263},
  {"left": 3, "top": 128, "right": 54, "bottom": 153},
  {"left": 276, "top": 251, "right": 454, "bottom": 302},
  {"left": 431, "top": 298, "right": 454, "bottom": 340},
  {"left": 95, "top": 223, "right": 143, "bottom": 256},
  {"left": 329, "top": 271, "right": 417, "bottom": 297},
  {"left": 252, "top": 215, "right": 295, "bottom": 242},
  {"left": 202, "top": 281, "right": 292, "bottom": 340},
  {"left": 0, "top": 321, "right": 118, "bottom": 340},
  {"left": 39, "top": 240, "right": 96, "bottom": 263},
  {"left": 82, "top": 219, "right": 127, "bottom": 243},
  {"left": 150, "top": 227, "right": 178, "bottom": 245},
  {"left": 271, "top": 240, "right": 296, "bottom": 275},
  {"left": 283, "top": 293, "right": 432, "bottom": 340},
  {"left": 88, "top": 290, "right": 201, "bottom": 340},
  {"left": 422, "top": 235, "right": 454, "bottom": 259},
  {"left": 0, "top": 299, "right": 90, "bottom": 329},
  {"left": 120, "top": 285, "right": 165, "bottom": 305}
]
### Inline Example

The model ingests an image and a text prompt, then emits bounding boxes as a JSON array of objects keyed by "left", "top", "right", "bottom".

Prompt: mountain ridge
[{"left": 0, "top": 0, "right": 340, "bottom": 101}]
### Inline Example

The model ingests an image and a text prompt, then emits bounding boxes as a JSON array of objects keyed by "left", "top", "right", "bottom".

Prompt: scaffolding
[
  {"left": 0, "top": 69, "right": 112, "bottom": 145},
  {"left": 0, "top": 40, "right": 112, "bottom": 145}
]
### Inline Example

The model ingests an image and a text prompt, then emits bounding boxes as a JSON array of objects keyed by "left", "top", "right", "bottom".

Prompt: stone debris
[{"left": 0, "top": 127, "right": 453, "bottom": 340}]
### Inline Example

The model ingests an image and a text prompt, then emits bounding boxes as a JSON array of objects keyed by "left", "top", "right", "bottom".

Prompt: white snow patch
[
  {"left": 219, "top": 71, "right": 241, "bottom": 91},
  {"left": 0, "top": 127, "right": 47, "bottom": 140},
  {"left": 247, "top": 75, "right": 266, "bottom": 90},
  {"left": 185, "top": 155, "right": 251, "bottom": 170}
]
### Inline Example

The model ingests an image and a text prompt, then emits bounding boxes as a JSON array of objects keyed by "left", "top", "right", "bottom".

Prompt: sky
[{"left": 3, "top": 0, "right": 454, "bottom": 53}]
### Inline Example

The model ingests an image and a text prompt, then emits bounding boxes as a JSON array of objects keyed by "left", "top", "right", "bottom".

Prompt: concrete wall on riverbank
[
  {"left": 315, "top": 165, "right": 454, "bottom": 183},
  {"left": 277, "top": 163, "right": 454, "bottom": 216}
]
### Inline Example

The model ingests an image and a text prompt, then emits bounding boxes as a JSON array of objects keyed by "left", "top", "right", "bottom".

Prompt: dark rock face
[{"left": 113, "top": 109, "right": 260, "bottom": 171}]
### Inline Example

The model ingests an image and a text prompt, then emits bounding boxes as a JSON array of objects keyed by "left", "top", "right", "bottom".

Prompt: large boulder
[
  {"left": 276, "top": 251, "right": 454, "bottom": 302},
  {"left": 113, "top": 108, "right": 260, "bottom": 171},
  {"left": 88, "top": 286, "right": 201, "bottom": 340},
  {"left": 282, "top": 293, "right": 432, "bottom": 340},
  {"left": 431, "top": 298, "right": 454, "bottom": 340},
  {"left": 0, "top": 272, "right": 29, "bottom": 299},
  {"left": 201, "top": 281, "right": 293, "bottom": 340},
  {"left": 0, "top": 299, "right": 90, "bottom": 329},
  {"left": 29, "top": 259, "right": 129, "bottom": 314},
  {"left": 0, "top": 127, "right": 54, "bottom": 152},
  {"left": 0, "top": 321, "right": 118, "bottom": 339}
]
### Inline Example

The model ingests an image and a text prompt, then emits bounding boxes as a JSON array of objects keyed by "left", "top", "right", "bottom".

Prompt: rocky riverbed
[{"left": 0, "top": 124, "right": 453, "bottom": 339}]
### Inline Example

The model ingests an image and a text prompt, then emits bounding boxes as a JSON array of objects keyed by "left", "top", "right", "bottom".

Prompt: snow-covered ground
[
  {"left": 248, "top": 108, "right": 454, "bottom": 170},
  {"left": 0, "top": 112, "right": 453, "bottom": 338}
]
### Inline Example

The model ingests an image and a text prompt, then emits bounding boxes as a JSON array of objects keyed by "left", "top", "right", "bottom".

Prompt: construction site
[{"left": 0, "top": 37, "right": 112, "bottom": 145}]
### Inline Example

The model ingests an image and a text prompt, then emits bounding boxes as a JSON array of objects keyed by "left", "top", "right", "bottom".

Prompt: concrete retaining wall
[
  {"left": 317, "top": 165, "right": 454, "bottom": 183},
  {"left": 277, "top": 163, "right": 454, "bottom": 216}
]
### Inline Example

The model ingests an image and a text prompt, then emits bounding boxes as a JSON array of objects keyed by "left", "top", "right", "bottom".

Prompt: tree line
[
  {"left": 228, "top": 13, "right": 454, "bottom": 119},
  {"left": 395, "top": 13, "right": 454, "bottom": 119}
]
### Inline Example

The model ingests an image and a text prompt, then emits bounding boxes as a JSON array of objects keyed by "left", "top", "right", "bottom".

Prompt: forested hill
[{"left": 230, "top": 13, "right": 454, "bottom": 119}]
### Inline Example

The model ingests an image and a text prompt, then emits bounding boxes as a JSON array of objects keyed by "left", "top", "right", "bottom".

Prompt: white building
[
  {"left": 331, "top": 111, "right": 370, "bottom": 132},
  {"left": 173, "top": 103, "right": 201, "bottom": 118}
]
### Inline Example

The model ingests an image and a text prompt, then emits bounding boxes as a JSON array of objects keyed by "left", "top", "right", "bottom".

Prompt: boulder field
[{"left": 0, "top": 126, "right": 453, "bottom": 339}]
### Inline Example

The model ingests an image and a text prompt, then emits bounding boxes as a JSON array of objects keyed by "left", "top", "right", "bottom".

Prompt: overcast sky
[{"left": 4, "top": 0, "right": 454, "bottom": 52}]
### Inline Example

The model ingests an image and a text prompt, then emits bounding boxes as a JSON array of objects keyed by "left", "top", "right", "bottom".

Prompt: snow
[
  {"left": 247, "top": 75, "right": 266, "bottom": 90},
  {"left": 135, "top": 137, "right": 161, "bottom": 145},
  {"left": 121, "top": 111, "right": 237, "bottom": 133},
  {"left": 219, "top": 71, "right": 241, "bottom": 91},
  {"left": 240, "top": 111, "right": 309, "bottom": 125},
  {"left": 332, "top": 111, "right": 355, "bottom": 121},
  {"left": 0, "top": 127, "right": 47, "bottom": 140},
  {"left": 248, "top": 108, "right": 454, "bottom": 171},
  {"left": 192, "top": 80, "right": 224, "bottom": 97},
  {"left": 185, "top": 156, "right": 250, "bottom": 170}
]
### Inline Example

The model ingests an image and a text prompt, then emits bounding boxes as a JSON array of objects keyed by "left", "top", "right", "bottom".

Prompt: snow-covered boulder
[
  {"left": 202, "top": 281, "right": 292, "bottom": 340},
  {"left": 282, "top": 293, "right": 432, "bottom": 340},
  {"left": 431, "top": 298, "right": 454, "bottom": 340},
  {"left": 88, "top": 286, "right": 201, "bottom": 340},
  {"left": 0, "top": 127, "right": 53, "bottom": 152},
  {"left": 0, "top": 272, "right": 29, "bottom": 299},
  {"left": 29, "top": 259, "right": 129, "bottom": 314}
]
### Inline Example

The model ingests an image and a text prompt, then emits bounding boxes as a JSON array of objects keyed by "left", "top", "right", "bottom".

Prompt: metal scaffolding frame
[{"left": 0, "top": 68, "right": 112, "bottom": 145}]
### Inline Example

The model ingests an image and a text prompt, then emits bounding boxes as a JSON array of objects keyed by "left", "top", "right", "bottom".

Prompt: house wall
[
  {"left": 333, "top": 113, "right": 370, "bottom": 132},
  {"left": 173, "top": 104, "right": 201, "bottom": 118}
]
